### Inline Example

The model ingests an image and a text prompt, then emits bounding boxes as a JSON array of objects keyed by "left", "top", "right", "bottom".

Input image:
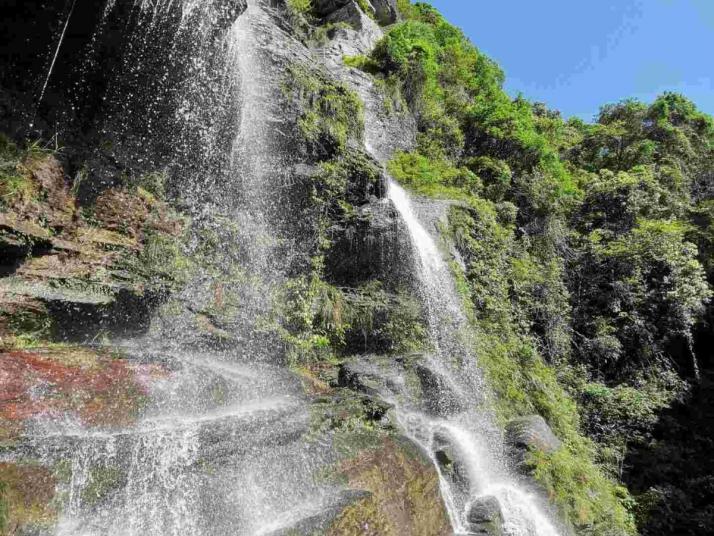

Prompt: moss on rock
[
  {"left": 0, "top": 461, "right": 57, "bottom": 535},
  {"left": 328, "top": 437, "right": 451, "bottom": 536},
  {"left": 285, "top": 64, "right": 365, "bottom": 160}
]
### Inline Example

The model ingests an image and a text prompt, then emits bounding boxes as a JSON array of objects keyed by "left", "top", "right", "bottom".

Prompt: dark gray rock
[
  {"left": 324, "top": 1, "right": 372, "bottom": 29},
  {"left": 209, "top": 0, "right": 248, "bottom": 31},
  {"left": 506, "top": 415, "right": 562, "bottom": 453},
  {"left": 466, "top": 496, "right": 504, "bottom": 536},
  {"left": 338, "top": 360, "right": 384, "bottom": 396},
  {"left": 312, "top": 0, "right": 353, "bottom": 17},
  {"left": 432, "top": 431, "right": 470, "bottom": 498},
  {"left": 416, "top": 364, "right": 465, "bottom": 416},
  {"left": 325, "top": 200, "right": 415, "bottom": 289},
  {"left": 369, "top": 0, "right": 398, "bottom": 24}
]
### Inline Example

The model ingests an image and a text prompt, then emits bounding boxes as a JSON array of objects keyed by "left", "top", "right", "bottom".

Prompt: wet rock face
[
  {"left": 0, "top": 148, "right": 188, "bottom": 343},
  {"left": 324, "top": 1, "right": 372, "bottom": 29},
  {"left": 314, "top": 0, "right": 396, "bottom": 25},
  {"left": 338, "top": 360, "right": 385, "bottom": 397},
  {"left": 325, "top": 200, "right": 415, "bottom": 288},
  {"left": 506, "top": 415, "right": 562, "bottom": 469},
  {"left": 415, "top": 364, "right": 465, "bottom": 416},
  {"left": 209, "top": 0, "right": 248, "bottom": 30},
  {"left": 0, "top": 346, "right": 163, "bottom": 445},
  {"left": 2, "top": 0, "right": 247, "bottom": 183},
  {"left": 432, "top": 431, "right": 470, "bottom": 499},
  {"left": 465, "top": 496, "right": 505, "bottom": 536}
]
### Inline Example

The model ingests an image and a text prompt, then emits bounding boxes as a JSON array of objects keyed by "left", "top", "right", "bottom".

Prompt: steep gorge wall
[
  {"left": 2, "top": 1, "right": 713, "bottom": 535},
  {"left": 0, "top": 1, "right": 453, "bottom": 535}
]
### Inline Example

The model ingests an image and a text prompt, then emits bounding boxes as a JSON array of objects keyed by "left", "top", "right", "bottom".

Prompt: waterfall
[
  {"left": 387, "top": 178, "right": 562, "bottom": 536},
  {"left": 25, "top": 2, "right": 341, "bottom": 534},
  {"left": 7, "top": 0, "right": 575, "bottom": 533}
]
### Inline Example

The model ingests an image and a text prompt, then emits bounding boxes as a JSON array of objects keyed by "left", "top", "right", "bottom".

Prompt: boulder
[
  {"left": 316, "top": 0, "right": 396, "bottom": 25},
  {"left": 338, "top": 360, "right": 384, "bottom": 396},
  {"left": 465, "top": 496, "right": 504, "bottom": 536},
  {"left": 432, "top": 431, "right": 470, "bottom": 498},
  {"left": 324, "top": 1, "right": 373, "bottom": 30},
  {"left": 416, "top": 364, "right": 465, "bottom": 416},
  {"left": 328, "top": 436, "right": 452, "bottom": 535},
  {"left": 265, "top": 490, "right": 371, "bottom": 536},
  {"left": 506, "top": 415, "right": 562, "bottom": 470},
  {"left": 324, "top": 200, "right": 415, "bottom": 288}
]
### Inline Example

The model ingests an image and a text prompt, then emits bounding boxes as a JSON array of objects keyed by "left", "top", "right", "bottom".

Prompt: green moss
[
  {"left": 80, "top": 466, "right": 124, "bottom": 507},
  {"left": 286, "top": 64, "right": 365, "bottom": 159},
  {"left": 395, "top": 0, "right": 416, "bottom": 19},
  {"left": 274, "top": 274, "right": 427, "bottom": 367},
  {"left": 530, "top": 446, "right": 635, "bottom": 534},
  {"left": 327, "top": 438, "right": 451, "bottom": 536},
  {"left": 286, "top": 0, "right": 312, "bottom": 15},
  {"left": 343, "top": 54, "right": 381, "bottom": 74},
  {"left": 0, "top": 135, "right": 52, "bottom": 208},
  {"left": 0, "top": 461, "right": 57, "bottom": 533},
  {"left": 127, "top": 171, "right": 167, "bottom": 200},
  {"left": 0, "top": 480, "right": 6, "bottom": 533},
  {"left": 311, "top": 148, "right": 382, "bottom": 207},
  {"left": 387, "top": 150, "right": 480, "bottom": 199},
  {"left": 114, "top": 227, "right": 191, "bottom": 296},
  {"left": 311, "top": 21, "right": 353, "bottom": 45},
  {"left": 355, "top": 0, "right": 376, "bottom": 20}
]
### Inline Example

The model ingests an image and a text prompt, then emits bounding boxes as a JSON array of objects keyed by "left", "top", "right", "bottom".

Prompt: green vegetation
[
  {"left": 278, "top": 60, "right": 429, "bottom": 368},
  {"left": 355, "top": 0, "right": 376, "bottom": 20},
  {"left": 0, "top": 135, "right": 55, "bottom": 208},
  {"left": 449, "top": 202, "right": 635, "bottom": 534},
  {"left": 359, "top": 4, "right": 575, "bottom": 206},
  {"left": 0, "top": 129, "right": 191, "bottom": 356},
  {"left": 286, "top": 65, "right": 365, "bottom": 160},
  {"left": 310, "top": 21, "right": 353, "bottom": 46},
  {"left": 276, "top": 276, "right": 427, "bottom": 366},
  {"left": 286, "top": 0, "right": 312, "bottom": 15},
  {"left": 80, "top": 466, "right": 124, "bottom": 507},
  {"left": 0, "top": 480, "right": 6, "bottom": 534},
  {"left": 352, "top": 2, "right": 714, "bottom": 534},
  {"left": 122, "top": 229, "right": 191, "bottom": 294}
]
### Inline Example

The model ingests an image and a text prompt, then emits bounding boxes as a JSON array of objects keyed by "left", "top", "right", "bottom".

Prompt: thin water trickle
[{"left": 32, "top": 0, "right": 78, "bottom": 125}]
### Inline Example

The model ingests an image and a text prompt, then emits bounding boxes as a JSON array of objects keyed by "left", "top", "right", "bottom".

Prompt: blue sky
[{"left": 425, "top": 0, "right": 714, "bottom": 121}]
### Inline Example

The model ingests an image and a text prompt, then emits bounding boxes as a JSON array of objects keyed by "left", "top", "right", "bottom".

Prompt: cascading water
[
  {"left": 15, "top": 1, "right": 342, "bottom": 535},
  {"left": 323, "top": 14, "right": 564, "bottom": 533},
  {"left": 386, "top": 179, "right": 562, "bottom": 535}
]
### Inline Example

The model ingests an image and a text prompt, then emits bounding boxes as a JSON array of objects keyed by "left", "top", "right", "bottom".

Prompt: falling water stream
[
  {"left": 313, "top": 5, "right": 564, "bottom": 527},
  {"left": 386, "top": 179, "right": 562, "bottom": 536},
  {"left": 19, "top": 1, "right": 342, "bottom": 535}
]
